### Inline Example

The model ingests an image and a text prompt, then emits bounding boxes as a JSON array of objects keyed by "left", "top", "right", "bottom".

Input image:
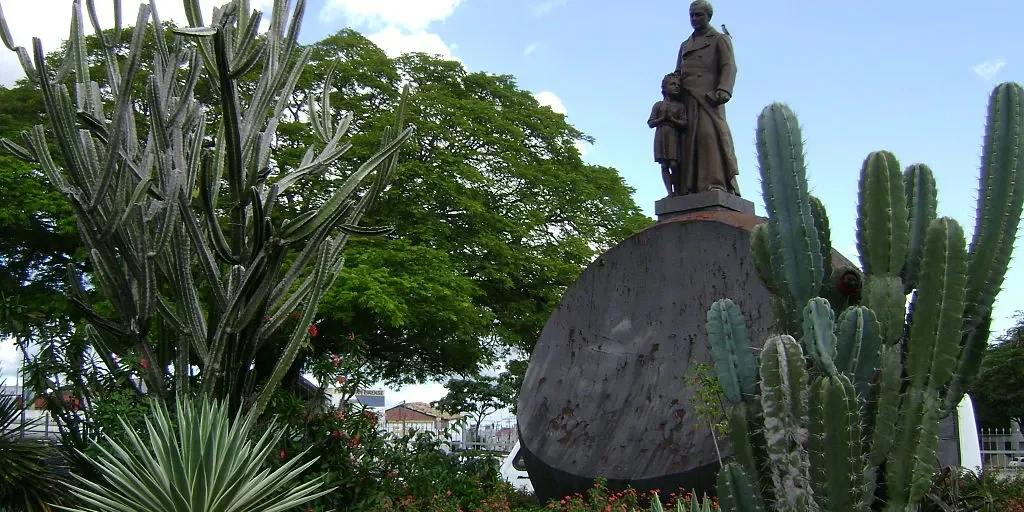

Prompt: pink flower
[{"left": 330, "top": 354, "right": 341, "bottom": 367}]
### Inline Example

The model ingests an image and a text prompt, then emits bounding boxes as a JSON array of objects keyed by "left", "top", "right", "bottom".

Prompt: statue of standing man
[{"left": 673, "top": 0, "right": 740, "bottom": 196}]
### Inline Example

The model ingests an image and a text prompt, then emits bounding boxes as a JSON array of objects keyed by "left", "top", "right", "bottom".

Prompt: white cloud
[
  {"left": 532, "top": 91, "right": 591, "bottom": 157},
  {"left": 0, "top": 0, "right": 273, "bottom": 86},
  {"left": 367, "top": 26, "right": 458, "bottom": 60},
  {"left": 523, "top": 42, "right": 537, "bottom": 57},
  {"left": 530, "top": 0, "right": 567, "bottom": 17},
  {"left": 319, "top": 0, "right": 463, "bottom": 31},
  {"left": 575, "top": 140, "right": 592, "bottom": 158},
  {"left": 318, "top": 0, "right": 463, "bottom": 61},
  {"left": 971, "top": 58, "right": 1006, "bottom": 81},
  {"left": 533, "top": 90, "right": 567, "bottom": 115},
  {"left": 382, "top": 381, "right": 448, "bottom": 408}
]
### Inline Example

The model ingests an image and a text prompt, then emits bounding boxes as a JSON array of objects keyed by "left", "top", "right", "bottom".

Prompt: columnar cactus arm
[
  {"left": 952, "top": 82, "right": 1024, "bottom": 408},
  {"left": 884, "top": 389, "right": 943, "bottom": 511},
  {"left": 906, "top": 217, "right": 968, "bottom": 392},
  {"left": 902, "top": 164, "right": 938, "bottom": 294},
  {"left": 801, "top": 298, "right": 839, "bottom": 376},
  {"left": 809, "top": 195, "right": 833, "bottom": 283},
  {"left": 868, "top": 344, "right": 902, "bottom": 467},
  {"left": 756, "top": 103, "right": 824, "bottom": 311},
  {"left": 856, "top": 150, "right": 910, "bottom": 277},
  {"left": 750, "top": 224, "right": 780, "bottom": 296},
  {"left": 834, "top": 306, "right": 883, "bottom": 399},
  {"left": 726, "top": 402, "right": 763, "bottom": 489},
  {"left": 809, "top": 374, "right": 869, "bottom": 512},
  {"left": 860, "top": 275, "right": 905, "bottom": 345},
  {"left": 759, "top": 335, "right": 819, "bottom": 512},
  {"left": 706, "top": 298, "right": 759, "bottom": 404},
  {"left": 964, "top": 82, "right": 1024, "bottom": 323},
  {"left": 716, "top": 463, "right": 767, "bottom": 512}
]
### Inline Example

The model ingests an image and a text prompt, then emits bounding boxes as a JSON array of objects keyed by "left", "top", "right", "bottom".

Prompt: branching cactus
[
  {"left": 704, "top": 81, "right": 1024, "bottom": 511},
  {"left": 0, "top": 0, "right": 413, "bottom": 417}
]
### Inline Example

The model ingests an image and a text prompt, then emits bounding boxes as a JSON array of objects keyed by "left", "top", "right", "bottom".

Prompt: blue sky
[{"left": 1, "top": 0, "right": 1023, "bottom": 414}]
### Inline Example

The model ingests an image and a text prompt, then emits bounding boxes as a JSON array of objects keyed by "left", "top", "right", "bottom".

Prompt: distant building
[
  {"left": 979, "top": 421, "right": 1024, "bottom": 468},
  {"left": 0, "top": 385, "right": 61, "bottom": 439},
  {"left": 384, "top": 402, "right": 461, "bottom": 436}
]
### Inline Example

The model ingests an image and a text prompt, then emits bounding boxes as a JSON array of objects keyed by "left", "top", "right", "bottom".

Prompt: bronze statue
[
  {"left": 669, "top": 0, "right": 740, "bottom": 196},
  {"left": 648, "top": 73, "right": 688, "bottom": 196}
]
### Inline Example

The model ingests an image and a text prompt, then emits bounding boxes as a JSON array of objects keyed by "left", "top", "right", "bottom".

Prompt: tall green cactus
[
  {"left": 705, "top": 81, "right": 1023, "bottom": 511},
  {"left": 950, "top": 81, "right": 1024, "bottom": 410},
  {"left": 759, "top": 335, "right": 817, "bottom": 512},
  {"left": 0, "top": 0, "right": 413, "bottom": 417},
  {"left": 706, "top": 299, "right": 758, "bottom": 404},
  {"left": 756, "top": 104, "right": 824, "bottom": 324},
  {"left": 857, "top": 150, "right": 910, "bottom": 276}
]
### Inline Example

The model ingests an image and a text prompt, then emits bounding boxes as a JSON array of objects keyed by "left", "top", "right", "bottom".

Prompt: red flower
[
  {"left": 278, "top": 448, "right": 287, "bottom": 460},
  {"left": 308, "top": 324, "right": 319, "bottom": 337},
  {"left": 349, "top": 434, "right": 360, "bottom": 447},
  {"left": 331, "top": 430, "right": 343, "bottom": 439},
  {"left": 291, "top": 310, "right": 301, "bottom": 319},
  {"left": 140, "top": 358, "right": 150, "bottom": 369},
  {"left": 336, "top": 375, "right": 347, "bottom": 384},
  {"left": 330, "top": 354, "right": 341, "bottom": 367},
  {"left": 335, "top": 409, "right": 345, "bottom": 420}
]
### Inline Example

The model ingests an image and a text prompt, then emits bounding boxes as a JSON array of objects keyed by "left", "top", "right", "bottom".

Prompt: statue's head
[
  {"left": 661, "top": 73, "right": 682, "bottom": 98},
  {"left": 689, "top": 0, "right": 713, "bottom": 31}
]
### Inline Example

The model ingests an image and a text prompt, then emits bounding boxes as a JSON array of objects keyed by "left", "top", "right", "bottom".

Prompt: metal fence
[{"left": 978, "top": 423, "right": 1024, "bottom": 468}]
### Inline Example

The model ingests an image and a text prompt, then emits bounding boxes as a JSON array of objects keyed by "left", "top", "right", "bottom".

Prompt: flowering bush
[{"left": 542, "top": 479, "right": 718, "bottom": 512}]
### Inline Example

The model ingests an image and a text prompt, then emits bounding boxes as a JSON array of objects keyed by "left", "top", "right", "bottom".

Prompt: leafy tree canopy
[
  {"left": 0, "top": 24, "right": 650, "bottom": 388},
  {"left": 432, "top": 374, "right": 516, "bottom": 440},
  {"left": 294, "top": 30, "right": 650, "bottom": 382},
  {"left": 970, "top": 310, "right": 1024, "bottom": 433}
]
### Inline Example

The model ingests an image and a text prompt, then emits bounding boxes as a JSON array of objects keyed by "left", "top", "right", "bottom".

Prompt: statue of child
[{"left": 648, "top": 72, "right": 688, "bottom": 196}]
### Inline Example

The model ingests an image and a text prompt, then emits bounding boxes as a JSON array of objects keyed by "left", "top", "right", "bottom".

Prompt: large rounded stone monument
[{"left": 516, "top": 203, "right": 775, "bottom": 503}]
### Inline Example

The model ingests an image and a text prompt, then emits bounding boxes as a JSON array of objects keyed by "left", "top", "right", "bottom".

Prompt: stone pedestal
[
  {"left": 654, "top": 190, "right": 754, "bottom": 221},
  {"left": 516, "top": 211, "right": 773, "bottom": 503}
]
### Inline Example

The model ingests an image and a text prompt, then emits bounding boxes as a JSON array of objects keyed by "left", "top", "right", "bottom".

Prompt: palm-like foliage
[
  {"left": 61, "top": 396, "right": 331, "bottom": 512},
  {"left": 0, "top": 386, "right": 68, "bottom": 512}
]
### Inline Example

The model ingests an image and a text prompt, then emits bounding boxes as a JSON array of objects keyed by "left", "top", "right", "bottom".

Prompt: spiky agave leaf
[{"left": 61, "top": 396, "right": 332, "bottom": 512}]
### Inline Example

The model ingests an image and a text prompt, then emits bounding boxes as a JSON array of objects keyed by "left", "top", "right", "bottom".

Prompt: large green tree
[
  {"left": 288, "top": 30, "right": 651, "bottom": 383},
  {"left": 432, "top": 374, "right": 515, "bottom": 443},
  {"left": 970, "top": 311, "right": 1024, "bottom": 433},
  {"left": 0, "top": 83, "right": 84, "bottom": 332},
  {"left": 1, "top": 22, "right": 649, "bottom": 398}
]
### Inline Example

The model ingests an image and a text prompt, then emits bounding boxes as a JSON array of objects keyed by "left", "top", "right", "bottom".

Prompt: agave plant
[{"left": 60, "top": 396, "right": 330, "bottom": 512}]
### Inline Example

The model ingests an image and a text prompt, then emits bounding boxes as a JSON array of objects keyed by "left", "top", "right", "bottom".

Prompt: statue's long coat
[{"left": 675, "top": 28, "right": 740, "bottom": 195}]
